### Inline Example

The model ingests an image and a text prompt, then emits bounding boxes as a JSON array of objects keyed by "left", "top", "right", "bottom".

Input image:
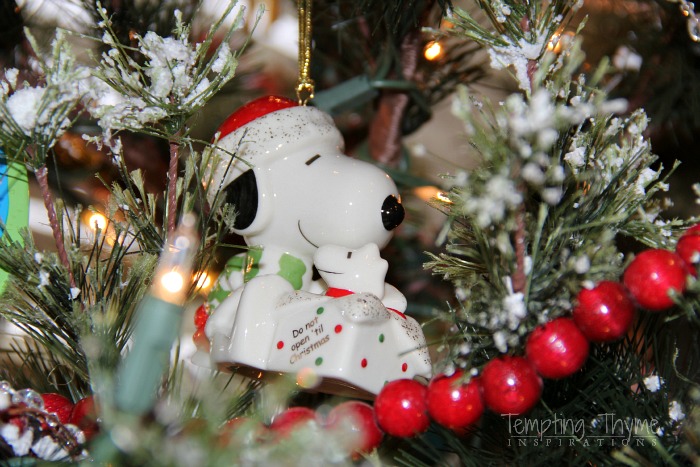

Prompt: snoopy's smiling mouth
[
  {"left": 298, "top": 220, "right": 319, "bottom": 248},
  {"left": 316, "top": 268, "right": 341, "bottom": 275}
]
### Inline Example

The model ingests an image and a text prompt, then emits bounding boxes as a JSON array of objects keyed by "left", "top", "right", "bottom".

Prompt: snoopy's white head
[
  {"left": 314, "top": 243, "right": 388, "bottom": 298},
  {"left": 206, "top": 96, "right": 405, "bottom": 259}
]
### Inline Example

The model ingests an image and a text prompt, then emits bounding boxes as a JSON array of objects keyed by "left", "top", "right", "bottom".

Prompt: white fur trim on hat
[{"left": 206, "top": 106, "right": 344, "bottom": 204}]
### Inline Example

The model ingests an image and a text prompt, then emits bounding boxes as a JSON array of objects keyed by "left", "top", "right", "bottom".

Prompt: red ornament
[
  {"left": 69, "top": 396, "right": 99, "bottom": 440},
  {"left": 525, "top": 318, "right": 589, "bottom": 379},
  {"left": 326, "top": 401, "right": 384, "bottom": 458},
  {"left": 426, "top": 371, "right": 484, "bottom": 430},
  {"left": 481, "top": 356, "right": 542, "bottom": 415},
  {"left": 676, "top": 226, "right": 700, "bottom": 277},
  {"left": 374, "top": 379, "right": 429, "bottom": 437},
  {"left": 41, "top": 393, "right": 74, "bottom": 425},
  {"left": 269, "top": 407, "right": 318, "bottom": 438},
  {"left": 573, "top": 281, "right": 635, "bottom": 342},
  {"left": 194, "top": 304, "right": 209, "bottom": 330},
  {"left": 217, "top": 95, "right": 297, "bottom": 140},
  {"left": 622, "top": 249, "right": 687, "bottom": 311}
]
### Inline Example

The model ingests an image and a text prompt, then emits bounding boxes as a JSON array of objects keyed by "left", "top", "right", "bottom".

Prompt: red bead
[
  {"left": 374, "top": 379, "right": 429, "bottom": 437},
  {"left": 573, "top": 281, "right": 635, "bottom": 342},
  {"left": 70, "top": 396, "right": 99, "bottom": 440},
  {"left": 41, "top": 393, "right": 74, "bottom": 425},
  {"left": 269, "top": 407, "right": 318, "bottom": 438},
  {"left": 194, "top": 304, "right": 209, "bottom": 330},
  {"left": 623, "top": 249, "right": 687, "bottom": 311},
  {"left": 481, "top": 356, "right": 542, "bottom": 415},
  {"left": 217, "top": 95, "right": 297, "bottom": 140},
  {"left": 326, "top": 401, "right": 384, "bottom": 458},
  {"left": 426, "top": 371, "right": 484, "bottom": 430},
  {"left": 525, "top": 318, "right": 589, "bottom": 379},
  {"left": 676, "top": 228, "right": 700, "bottom": 277}
]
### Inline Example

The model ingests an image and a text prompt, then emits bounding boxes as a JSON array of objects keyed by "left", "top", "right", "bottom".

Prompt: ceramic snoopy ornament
[{"left": 199, "top": 96, "right": 431, "bottom": 396}]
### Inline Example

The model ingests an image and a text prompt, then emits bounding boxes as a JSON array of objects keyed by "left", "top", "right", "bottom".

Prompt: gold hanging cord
[{"left": 297, "top": 0, "right": 315, "bottom": 105}]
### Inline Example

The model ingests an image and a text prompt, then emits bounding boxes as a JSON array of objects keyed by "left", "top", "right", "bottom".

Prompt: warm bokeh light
[
  {"left": 424, "top": 41, "right": 443, "bottom": 61},
  {"left": 296, "top": 367, "right": 321, "bottom": 389},
  {"left": 547, "top": 31, "right": 575, "bottom": 54},
  {"left": 414, "top": 185, "right": 452, "bottom": 203},
  {"left": 194, "top": 271, "right": 213, "bottom": 291}
]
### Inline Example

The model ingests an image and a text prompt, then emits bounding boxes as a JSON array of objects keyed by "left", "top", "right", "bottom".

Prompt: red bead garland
[
  {"left": 481, "top": 356, "right": 542, "bottom": 415},
  {"left": 251, "top": 243, "right": 696, "bottom": 450},
  {"left": 374, "top": 379, "right": 430, "bottom": 437},
  {"left": 426, "top": 371, "right": 484, "bottom": 430},
  {"left": 622, "top": 249, "right": 687, "bottom": 311}
]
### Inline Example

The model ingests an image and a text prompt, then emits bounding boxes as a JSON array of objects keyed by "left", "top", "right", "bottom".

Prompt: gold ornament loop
[
  {"left": 296, "top": 80, "right": 315, "bottom": 106},
  {"left": 297, "top": 0, "right": 315, "bottom": 105}
]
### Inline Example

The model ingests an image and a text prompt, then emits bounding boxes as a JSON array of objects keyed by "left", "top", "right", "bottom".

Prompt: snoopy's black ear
[{"left": 225, "top": 169, "right": 258, "bottom": 230}]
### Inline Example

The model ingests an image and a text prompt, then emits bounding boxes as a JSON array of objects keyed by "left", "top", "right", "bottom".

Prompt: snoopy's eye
[
  {"left": 305, "top": 154, "right": 321, "bottom": 165},
  {"left": 347, "top": 251, "right": 352, "bottom": 259}
]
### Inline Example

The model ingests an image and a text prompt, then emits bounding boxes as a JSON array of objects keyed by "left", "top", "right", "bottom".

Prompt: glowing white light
[
  {"left": 160, "top": 271, "right": 185, "bottom": 293},
  {"left": 89, "top": 213, "right": 108, "bottom": 231}
]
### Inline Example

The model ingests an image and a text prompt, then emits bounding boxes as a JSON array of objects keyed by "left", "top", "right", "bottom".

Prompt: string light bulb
[
  {"left": 151, "top": 214, "right": 198, "bottom": 305},
  {"left": 115, "top": 213, "right": 200, "bottom": 415}
]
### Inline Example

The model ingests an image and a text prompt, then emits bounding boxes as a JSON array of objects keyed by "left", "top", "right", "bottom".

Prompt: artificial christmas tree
[{"left": 0, "top": 0, "right": 698, "bottom": 465}]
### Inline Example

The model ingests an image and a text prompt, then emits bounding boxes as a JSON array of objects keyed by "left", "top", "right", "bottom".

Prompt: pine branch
[
  {"left": 35, "top": 165, "right": 75, "bottom": 289},
  {"left": 167, "top": 134, "right": 181, "bottom": 236}
]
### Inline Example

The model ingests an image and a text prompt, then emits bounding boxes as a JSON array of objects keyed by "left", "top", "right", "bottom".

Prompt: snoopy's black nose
[{"left": 381, "top": 195, "right": 405, "bottom": 230}]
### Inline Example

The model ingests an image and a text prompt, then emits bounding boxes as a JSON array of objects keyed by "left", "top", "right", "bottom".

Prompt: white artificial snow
[
  {"left": 574, "top": 255, "right": 590, "bottom": 274},
  {"left": 503, "top": 291, "right": 526, "bottom": 330},
  {"left": 643, "top": 374, "right": 663, "bottom": 392},
  {"left": 541, "top": 187, "right": 563, "bottom": 205},
  {"left": 635, "top": 167, "right": 659, "bottom": 196},
  {"left": 564, "top": 146, "right": 586, "bottom": 171},
  {"left": 669, "top": 400, "right": 685, "bottom": 422},
  {"left": 488, "top": 31, "right": 549, "bottom": 91},
  {"left": 613, "top": 46, "right": 643, "bottom": 72},
  {"left": 211, "top": 43, "right": 232, "bottom": 73},
  {"left": 70, "top": 287, "right": 81, "bottom": 299},
  {"left": 34, "top": 252, "right": 43, "bottom": 264},
  {"left": 493, "top": 331, "right": 507, "bottom": 352},
  {"left": 38, "top": 270, "right": 50, "bottom": 288},
  {"left": 462, "top": 174, "right": 522, "bottom": 228},
  {"left": 5, "top": 68, "right": 19, "bottom": 89},
  {"left": 522, "top": 162, "right": 546, "bottom": 185},
  {"left": 5, "top": 87, "right": 46, "bottom": 133}
]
